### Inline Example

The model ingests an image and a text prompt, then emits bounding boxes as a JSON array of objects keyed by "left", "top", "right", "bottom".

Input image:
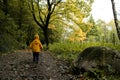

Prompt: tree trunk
[
  {"left": 111, "top": 0, "right": 120, "bottom": 40},
  {"left": 29, "top": 0, "right": 61, "bottom": 48},
  {"left": 3, "top": 0, "right": 7, "bottom": 15},
  {"left": 43, "top": 28, "right": 49, "bottom": 49}
]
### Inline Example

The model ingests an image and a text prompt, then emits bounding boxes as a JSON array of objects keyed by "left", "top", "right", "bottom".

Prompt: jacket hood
[{"left": 34, "top": 34, "right": 39, "bottom": 39}]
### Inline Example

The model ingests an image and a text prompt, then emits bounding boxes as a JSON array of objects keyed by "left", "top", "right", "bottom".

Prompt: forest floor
[{"left": 0, "top": 50, "right": 74, "bottom": 80}]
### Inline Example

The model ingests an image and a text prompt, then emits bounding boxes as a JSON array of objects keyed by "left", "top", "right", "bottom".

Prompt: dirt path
[{"left": 0, "top": 50, "right": 71, "bottom": 80}]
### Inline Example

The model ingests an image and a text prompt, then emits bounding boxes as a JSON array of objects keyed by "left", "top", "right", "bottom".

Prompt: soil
[{"left": 0, "top": 50, "right": 73, "bottom": 80}]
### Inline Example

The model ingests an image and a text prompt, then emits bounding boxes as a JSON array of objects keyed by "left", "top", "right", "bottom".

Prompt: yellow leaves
[
  {"left": 63, "top": 0, "right": 84, "bottom": 19},
  {"left": 48, "top": 24, "right": 56, "bottom": 29},
  {"left": 68, "top": 28, "right": 87, "bottom": 42},
  {"left": 69, "top": 37, "right": 75, "bottom": 42}
]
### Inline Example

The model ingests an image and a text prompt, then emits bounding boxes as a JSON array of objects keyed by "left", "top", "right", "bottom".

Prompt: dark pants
[{"left": 33, "top": 52, "right": 39, "bottom": 63}]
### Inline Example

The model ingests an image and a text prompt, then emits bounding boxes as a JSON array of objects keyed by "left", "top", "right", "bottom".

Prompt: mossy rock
[{"left": 75, "top": 46, "right": 120, "bottom": 74}]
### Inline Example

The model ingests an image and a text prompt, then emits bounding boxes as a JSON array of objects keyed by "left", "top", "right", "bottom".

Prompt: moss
[{"left": 76, "top": 46, "right": 120, "bottom": 75}]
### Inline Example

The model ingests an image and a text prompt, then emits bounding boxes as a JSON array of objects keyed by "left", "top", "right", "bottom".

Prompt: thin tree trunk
[
  {"left": 111, "top": 0, "right": 120, "bottom": 40},
  {"left": 18, "top": 0, "right": 22, "bottom": 29}
]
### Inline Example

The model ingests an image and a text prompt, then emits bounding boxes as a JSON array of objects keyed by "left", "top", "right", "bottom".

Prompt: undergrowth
[{"left": 49, "top": 41, "right": 120, "bottom": 62}]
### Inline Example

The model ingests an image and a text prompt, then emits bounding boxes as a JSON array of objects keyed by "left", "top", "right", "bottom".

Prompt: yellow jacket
[{"left": 29, "top": 34, "right": 43, "bottom": 52}]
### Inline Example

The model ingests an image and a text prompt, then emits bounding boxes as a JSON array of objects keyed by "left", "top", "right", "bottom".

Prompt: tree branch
[
  {"left": 31, "top": 0, "right": 44, "bottom": 29},
  {"left": 36, "top": 0, "right": 45, "bottom": 26}
]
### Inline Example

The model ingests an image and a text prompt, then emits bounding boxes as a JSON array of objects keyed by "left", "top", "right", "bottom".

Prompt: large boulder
[{"left": 74, "top": 46, "right": 120, "bottom": 74}]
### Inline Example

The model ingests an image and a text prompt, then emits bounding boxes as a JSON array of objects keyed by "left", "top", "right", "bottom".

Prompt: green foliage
[
  {"left": 0, "top": 12, "right": 19, "bottom": 52},
  {"left": 0, "top": 0, "right": 44, "bottom": 53},
  {"left": 106, "top": 75, "right": 120, "bottom": 80},
  {"left": 87, "top": 15, "right": 98, "bottom": 37},
  {"left": 49, "top": 41, "right": 94, "bottom": 62},
  {"left": 49, "top": 41, "right": 120, "bottom": 63},
  {"left": 49, "top": 41, "right": 81, "bottom": 62}
]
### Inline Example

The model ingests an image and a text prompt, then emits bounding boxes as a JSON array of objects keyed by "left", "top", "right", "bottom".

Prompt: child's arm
[{"left": 39, "top": 42, "right": 43, "bottom": 50}]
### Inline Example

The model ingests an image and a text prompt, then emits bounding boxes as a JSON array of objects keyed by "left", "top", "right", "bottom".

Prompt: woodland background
[
  {"left": 0, "top": 0, "right": 120, "bottom": 53},
  {"left": 0, "top": 0, "right": 120, "bottom": 80}
]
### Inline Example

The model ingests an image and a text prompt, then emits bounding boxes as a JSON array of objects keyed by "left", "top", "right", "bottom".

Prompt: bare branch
[
  {"left": 47, "top": 0, "right": 51, "bottom": 11},
  {"left": 51, "top": 0, "right": 62, "bottom": 14},
  {"left": 36, "top": 0, "right": 45, "bottom": 26},
  {"left": 30, "top": 0, "right": 43, "bottom": 29}
]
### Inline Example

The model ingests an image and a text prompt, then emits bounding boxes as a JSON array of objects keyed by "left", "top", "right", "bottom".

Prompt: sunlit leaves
[
  {"left": 51, "top": 0, "right": 94, "bottom": 42},
  {"left": 68, "top": 28, "right": 87, "bottom": 42},
  {"left": 28, "top": 0, "right": 94, "bottom": 44}
]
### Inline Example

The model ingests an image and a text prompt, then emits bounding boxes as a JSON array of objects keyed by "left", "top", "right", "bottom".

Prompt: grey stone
[{"left": 75, "top": 46, "right": 120, "bottom": 74}]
